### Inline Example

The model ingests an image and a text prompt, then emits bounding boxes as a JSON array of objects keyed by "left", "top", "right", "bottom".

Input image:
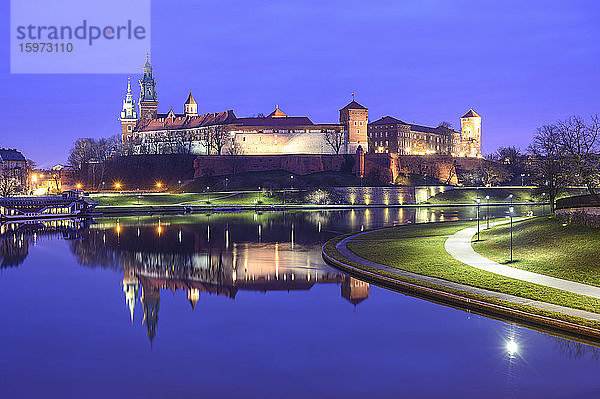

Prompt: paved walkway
[
  {"left": 445, "top": 220, "right": 600, "bottom": 300},
  {"left": 334, "top": 225, "right": 600, "bottom": 321}
]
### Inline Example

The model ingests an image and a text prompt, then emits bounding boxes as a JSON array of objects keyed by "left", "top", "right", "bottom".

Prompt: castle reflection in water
[
  {"left": 75, "top": 215, "right": 371, "bottom": 343},
  {"left": 1, "top": 211, "right": 376, "bottom": 344}
]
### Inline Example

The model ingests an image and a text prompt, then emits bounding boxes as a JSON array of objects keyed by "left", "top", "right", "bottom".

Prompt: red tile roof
[
  {"left": 234, "top": 116, "right": 314, "bottom": 127},
  {"left": 136, "top": 110, "right": 238, "bottom": 132}
]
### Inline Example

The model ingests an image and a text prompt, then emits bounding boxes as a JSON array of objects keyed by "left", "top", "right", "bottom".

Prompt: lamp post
[
  {"left": 485, "top": 195, "right": 490, "bottom": 229},
  {"left": 509, "top": 205, "right": 514, "bottom": 263},
  {"left": 476, "top": 197, "right": 481, "bottom": 241},
  {"left": 520, "top": 173, "right": 525, "bottom": 186},
  {"left": 541, "top": 193, "right": 546, "bottom": 215},
  {"left": 258, "top": 186, "right": 262, "bottom": 203},
  {"left": 206, "top": 186, "right": 210, "bottom": 203}
]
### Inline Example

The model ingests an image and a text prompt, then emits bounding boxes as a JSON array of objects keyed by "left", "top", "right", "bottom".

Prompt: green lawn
[
  {"left": 474, "top": 217, "right": 600, "bottom": 287},
  {"left": 425, "top": 188, "right": 537, "bottom": 204},
  {"left": 91, "top": 191, "right": 281, "bottom": 206},
  {"left": 425, "top": 187, "right": 587, "bottom": 205},
  {"left": 342, "top": 220, "right": 600, "bottom": 317}
]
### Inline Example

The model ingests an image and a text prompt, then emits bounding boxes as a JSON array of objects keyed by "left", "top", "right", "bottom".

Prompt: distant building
[
  {"left": 30, "top": 164, "right": 78, "bottom": 195},
  {"left": 368, "top": 110, "right": 482, "bottom": 157},
  {"left": 0, "top": 148, "right": 27, "bottom": 195},
  {"left": 120, "top": 57, "right": 368, "bottom": 155}
]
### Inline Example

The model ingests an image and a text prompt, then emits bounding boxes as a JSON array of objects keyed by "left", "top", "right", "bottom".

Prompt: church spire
[
  {"left": 139, "top": 56, "right": 158, "bottom": 125},
  {"left": 120, "top": 77, "right": 138, "bottom": 142}
]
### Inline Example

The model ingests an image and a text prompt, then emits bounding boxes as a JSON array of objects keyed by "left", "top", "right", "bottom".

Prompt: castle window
[{"left": 127, "top": 125, "right": 132, "bottom": 131}]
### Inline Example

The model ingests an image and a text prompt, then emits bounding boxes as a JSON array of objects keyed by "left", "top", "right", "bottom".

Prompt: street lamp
[
  {"left": 258, "top": 186, "right": 262, "bottom": 203},
  {"left": 485, "top": 195, "right": 490, "bottom": 229},
  {"left": 509, "top": 205, "right": 514, "bottom": 262},
  {"left": 476, "top": 197, "right": 481, "bottom": 241},
  {"left": 156, "top": 182, "right": 162, "bottom": 190},
  {"left": 115, "top": 182, "right": 121, "bottom": 191},
  {"left": 520, "top": 173, "right": 525, "bottom": 186},
  {"left": 541, "top": 192, "right": 546, "bottom": 215},
  {"left": 206, "top": 186, "right": 210, "bottom": 203}
]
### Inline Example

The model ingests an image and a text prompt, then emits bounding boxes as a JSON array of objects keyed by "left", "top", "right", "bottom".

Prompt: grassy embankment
[
  {"left": 424, "top": 187, "right": 588, "bottom": 205},
  {"left": 473, "top": 217, "right": 600, "bottom": 287},
  {"left": 91, "top": 191, "right": 282, "bottom": 207},
  {"left": 328, "top": 219, "right": 600, "bottom": 327}
]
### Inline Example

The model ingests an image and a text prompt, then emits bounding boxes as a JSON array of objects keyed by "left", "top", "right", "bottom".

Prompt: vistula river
[{"left": 0, "top": 204, "right": 598, "bottom": 398}]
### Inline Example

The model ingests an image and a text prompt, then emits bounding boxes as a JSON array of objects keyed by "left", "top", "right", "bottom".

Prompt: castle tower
[
  {"left": 141, "top": 283, "right": 160, "bottom": 345},
  {"left": 340, "top": 98, "right": 368, "bottom": 153},
  {"left": 184, "top": 91, "right": 197, "bottom": 117},
  {"left": 119, "top": 77, "right": 138, "bottom": 142},
  {"left": 460, "top": 109, "right": 482, "bottom": 157},
  {"left": 187, "top": 288, "right": 199, "bottom": 310},
  {"left": 341, "top": 276, "right": 370, "bottom": 306},
  {"left": 139, "top": 54, "right": 158, "bottom": 126},
  {"left": 122, "top": 267, "right": 139, "bottom": 323}
]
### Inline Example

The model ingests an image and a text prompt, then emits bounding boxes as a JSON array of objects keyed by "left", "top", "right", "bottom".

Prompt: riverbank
[
  {"left": 424, "top": 187, "right": 587, "bottom": 204},
  {"left": 91, "top": 186, "right": 569, "bottom": 208},
  {"left": 94, "top": 202, "right": 549, "bottom": 216},
  {"left": 321, "top": 219, "right": 600, "bottom": 340}
]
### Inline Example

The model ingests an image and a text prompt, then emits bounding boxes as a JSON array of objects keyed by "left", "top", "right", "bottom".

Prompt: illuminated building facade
[
  {"left": 120, "top": 58, "right": 368, "bottom": 155},
  {"left": 368, "top": 110, "right": 482, "bottom": 157}
]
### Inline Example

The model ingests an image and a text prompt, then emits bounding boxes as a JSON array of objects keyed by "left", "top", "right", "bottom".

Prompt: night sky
[{"left": 1, "top": 0, "right": 598, "bottom": 166}]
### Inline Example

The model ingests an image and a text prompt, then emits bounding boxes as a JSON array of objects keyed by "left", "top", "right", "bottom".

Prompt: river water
[{"left": 0, "top": 205, "right": 598, "bottom": 398}]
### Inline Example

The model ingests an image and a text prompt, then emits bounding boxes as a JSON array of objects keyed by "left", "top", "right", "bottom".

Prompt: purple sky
[{"left": 1, "top": 0, "right": 599, "bottom": 167}]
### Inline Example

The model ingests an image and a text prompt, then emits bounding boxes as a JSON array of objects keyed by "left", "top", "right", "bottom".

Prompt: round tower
[{"left": 460, "top": 109, "right": 482, "bottom": 157}]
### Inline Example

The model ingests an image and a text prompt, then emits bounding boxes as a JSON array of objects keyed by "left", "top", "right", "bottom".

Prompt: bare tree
[
  {"left": 437, "top": 121, "right": 453, "bottom": 130},
  {"left": 200, "top": 127, "right": 213, "bottom": 155},
  {"left": 324, "top": 130, "right": 345, "bottom": 154},
  {"left": 226, "top": 140, "right": 244, "bottom": 175},
  {"left": 0, "top": 165, "right": 19, "bottom": 197},
  {"left": 557, "top": 115, "right": 600, "bottom": 196},
  {"left": 480, "top": 160, "right": 512, "bottom": 186},
  {"left": 528, "top": 124, "right": 568, "bottom": 213},
  {"left": 211, "top": 126, "right": 229, "bottom": 155},
  {"left": 68, "top": 138, "right": 96, "bottom": 168}
]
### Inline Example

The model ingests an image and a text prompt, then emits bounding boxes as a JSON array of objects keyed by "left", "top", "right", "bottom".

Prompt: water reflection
[
  {"left": 0, "top": 204, "right": 546, "bottom": 346},
  {"left": 68, "top": 215, "right": 378, "bottom": 343},
  {"left": 1, "top": 207, "right": 600, "bottom": 397},
  {"left": 0, "top": 219, "right": 88, "bottom": 267}
]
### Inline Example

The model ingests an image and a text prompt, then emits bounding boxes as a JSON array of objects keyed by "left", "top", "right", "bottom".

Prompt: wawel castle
[{"left": 121, "top": 58, "right": 481, "bottom": 158}]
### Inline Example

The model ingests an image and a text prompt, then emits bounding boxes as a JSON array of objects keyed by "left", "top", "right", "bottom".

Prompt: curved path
[
  {"left": 333, "top": 226, "right": 600, "bottom": 322},
  {"left": 445, "top": 220, "right": 600, "bottom": 300}
]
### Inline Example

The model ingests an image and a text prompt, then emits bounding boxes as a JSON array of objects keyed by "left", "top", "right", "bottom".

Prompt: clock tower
[{"left": 139, "top": 54, "right": 158, "bottom": 126}]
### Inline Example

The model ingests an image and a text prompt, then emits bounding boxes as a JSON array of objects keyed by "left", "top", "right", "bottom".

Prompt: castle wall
[
  {"left": 193, "top": 153, "right": 487, "bottom": 185},
  {"left": 194, "top": 154, "right": 348, "bottom": 177},
  {"left": 233, "top": 132, "right": 336, "bottom": 155}
]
